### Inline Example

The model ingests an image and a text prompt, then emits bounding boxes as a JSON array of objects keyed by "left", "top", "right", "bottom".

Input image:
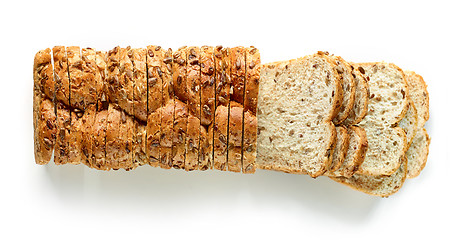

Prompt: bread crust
[
  {"left": 160, "top": 48, "right": 174, "bottom": 169},
  {"left": 52, "top": 46, "right": 70, "bottom": 165},
  {"left": 326, "top": 126, "right": 349, "bottom": 173},
  {"left": 199, "top": 46, "right": 215, "bottom": 169},
  {"left": 131, "top": 48, "right": 148, "bottom": 166},
  {"left": 172, "top": 47, "right": 189, "bottom": 169},
  {"left": 33, "top": 48, "right": 55, "bottom": 165},
  {"left": 331, "top": 56, "right": 356, "bottom": 125},
  {"left": 106, "top": 105, "right": 122, "bottom": 169},
  {"left": 406, "top": 128, "right": 430, "bottom": 179},
  {"left": 342, "top": 64, "right": 370, "bottom": 125},
  {"left": 213, "top": 46, "right": 230, "bottom": 171}
]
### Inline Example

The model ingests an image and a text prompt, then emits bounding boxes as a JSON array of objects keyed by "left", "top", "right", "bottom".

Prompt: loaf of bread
[{"left": 33, "top": 46, "right": 430, "bottom": 197}]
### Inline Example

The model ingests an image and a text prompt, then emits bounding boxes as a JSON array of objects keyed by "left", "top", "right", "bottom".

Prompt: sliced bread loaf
[
  {"left": 257, "top": 52, "right": 343, "bottom": 177},
  {"left": 326, "top": 126, "right": 349, "bottom": 173},
  {"left": 342, "top": 65, "right": 370, "bottom": 126}
]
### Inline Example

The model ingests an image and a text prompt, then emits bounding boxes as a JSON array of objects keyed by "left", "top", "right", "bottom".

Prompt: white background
[{"left": 1, "top": 0, "right": 449, "bottom": 239}]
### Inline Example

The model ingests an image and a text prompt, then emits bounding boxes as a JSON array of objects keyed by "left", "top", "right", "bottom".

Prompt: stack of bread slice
[
  {"left": 258, "top": 51, "right": 430, "bottom": 197},
  {"left": 33, "top": 47, "right": 429, "bottom": 197}
]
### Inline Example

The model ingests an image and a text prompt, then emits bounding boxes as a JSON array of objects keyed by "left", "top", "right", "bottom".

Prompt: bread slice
[
  {"left": 326, "top": 126, "right": 349, "bottom": 173},
  {"left": 172, "top": 47, "right": 189, "bottom": 169},
  {"left": 146, "top": 46, "right": 164, "bottom": 167},
  {"left": 199, "top": 46, "right": 215, "bottom": 169},
  {"left": 257, "top": 52, "right": 342, "bottom": 177},
  {"left": 80, "top": 105, "right": 96, "bottom": 167},
  {"left": 91, "top": 51, "right": 108, "bottom": 170},
  {"left": 52, "top": 46, "right": 70, "bottom": 165},
  {"left": 33, "top": 48, "right": 56, "bottom": 165},
  {"left": 172, "top": 99, "right": 189, "bottom": 169},
  {"left": 228, "top": 101, "right": 244, "bottom": 172},
  {"left": 242, "top": 46, "right": 260, "bottom": 173},
  {"left": 404, "top": 71, "right": 430, "bottom": 178},
  {"left": 228, "top": 47, "right": 246, "bottom": 172},
  {"left": 212, "top": 105, "right": 229, "bottom": 171},
  {"left": 404, "top": 71, "right": 429, "bottom": 129},
  {"left": 160, "top": 48, "right": 174, "bottom": 169},
  {"left": 67, "top": 46, "right": 83, "bottom": 165},
  {"left": 342, "top": 65, "right": 370, "bottom": 126},
  {"left": 331, "top": 156, "right": 408, "bottom": 197},
  {"left": 106, "top": 105, "right": 121, "bottom": 169},
  {"left": 123, "top": 112, "right": 135, "bottom": 170},
  {"left": 354, "top": 62, "right": 409, "bottom": 176},
  {"left": 399, "top": 98, "right": 418, "bottom": 147},
  {"left": 213, "top": 46, "right": 231, "bottom": 171},
  {"left": 331, "top": 56, "right": 356, "bottom": 125},
  {"left": 327, "top": 126, "right": 368, "bottom": 178},
  {"left": 185, "top": 46, "right": 201, "bottom": 171},
  {"left": 406, "top": 128, "right": 430, "bottom": 178},
  {"left": 131, "top": 48, "right": 147, "bottom": 166}
]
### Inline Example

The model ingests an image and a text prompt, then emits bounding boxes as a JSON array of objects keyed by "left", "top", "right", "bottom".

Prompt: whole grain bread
[
  {"left": 160, "top": 48, "right": 174, "bottom": 169},
  {"left": 81, "top": 48, "right": 98, "bottom": 108},
  {"left": 331, "top": 157, "right": 408, "bottom": 197},
  {"left": 399, "top": 98, "right": 418, "bottom": 147},
  {"left": 80, "top": 105, "right": 96, "bottom": 167},
  {"left": 354, "top": 62, "right": 409, "bottom": 176},
  {"left": 327, "top": 126, "right": 368, "bottom": 178},
  {"left": 52, "top": 46, "right": 70, "bottom": 165},
  {"left": 146, "top": 106, "right": 161, "bottom": 168},
  {"left": 227, "top": 101, "right": 244, "bottom": 172},
  {"left": 242, "top": 110, "right": 258, "bottom": 173},
  {"left": 342, "top": 65, "right": 370, "bottom": 126},
  {"left": 213, "top": 46, "right": 231, "bottom": 171},
  {"left": 185, "top": 114, "right": 200, "bottom": 171},
  {"left": 331, "top": 56, "right": 356, "bottom": 125},
  {"left": 326, "top": 126, "right": 349, "bottom": 173},
  {"left": 33, "top": 48, "right": 55, "bottom": 165},
  {"left": 404, "top": 71, "right": 429, "bottom": 129},
  {"left": 257, "top": 52, "right": 342, "bottom": 177},
  {"left": 106, "top": 47, "right": 121, "bottom": 108},
  {"left": 172, "top": 47, "right": 189, "bottom": 169},
  {"left": 91, "top": 109, "right": 108, "bottom": 170},
  {"left": 200, "top": 46, "right": 215, "bottom": 170},
  {"left": 406, "top": 128, "right": 430, "bottom": 178},
  {"left": 106, "top": 105, "right": 122, "bottom": 169}
]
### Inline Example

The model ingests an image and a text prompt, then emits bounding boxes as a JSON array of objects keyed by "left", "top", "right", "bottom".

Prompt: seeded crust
[
  {"left": 343, "top": 65, "right": 370, "bottom": 126},
  {"left": 355, "top": 62, "right": 409, "bottom": 176},
  {"left": 256, "top": 52, "right": 342, "bottom": 177},
  {"left": 185, "top": 47, "right": 201, "bottom": 171},
  {"left": 80, "top": 105, "right": 96, "bottom": 167},
  {"left": 91, "top": 51, "right": 108, "bottom": 170},
  {"left": 331, "top": 156, "right": 408, "bottom": 197},
  {"left": 213, "top": 46, "right": 231, "bottom": 171},
  {"left": 160, "top": 48, "right": 174, "bottom": 169},
  {"left": 53, "top": 46, "right": 70, "bottom": 165},
  {"left": 242, "top": 47, "right": 260, "bottom": 174},
  {"left": 106, "top": 105, "right": 122, "bottom": 169},
  {"left": 213, "top": 105, "right": 229, "bottom": 171},
  {"left": 199, "top": 46, "right": 215, "bottom": 169},
  {"left": 122, "top": 112, "right": 134, "bottom": 170},
  {"left": 66, "top": 46, "right": 83, "bottom": 165},
  {"left": 326, "top": 126, "right": 349, "bottom": 173},
  {"left": 185, "top": 114, "right": 200, "bottom": 171},
  {"left": 91, "top": 109, "right": 108, "bottom": 170},
  {"left": 331, "top": 56, "right": 356, "bottom": 125},
  {"left": 33, "top": 49, "right": 56, "bottom": 165},
  {"left": 242, "top": 110, "right": 258, "bottom": 173},
  {"left": 146, "top": 106, "right": 161, "bottom": 167},
  {"left": 172, "top": 47, "right": 188, "bottom": 169},
  {"left": 172, "top": 99, "right": 189, "bottom": 169},
  {"left": 160, "top": 100, "right": 174, "bottom": 169},
  {"left": 406, "top": 128, "right": 430, "bottom": 178},
  {"left": 228, "top": 47, "right": 246, "bottom": 173},
  {"left": 131, "top": 48, "right": 147, "bottom": 166},
  {"left": 327, "top": 126, "right": 368, "bottom": 178}
]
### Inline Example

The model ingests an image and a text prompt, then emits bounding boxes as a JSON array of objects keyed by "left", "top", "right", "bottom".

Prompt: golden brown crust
[
  {"left": 53, "top": 46, "right": 70, "bottom": 106},
  {"left": 131, "top": 48, "right": 147, "bottom": 166},
  {"left": 34, "top": 49, "right": 55, "bottom": 165},
  {"left": 106, "top": 46, "right": 122, "bottom": 108},
  {"left": 80, "top": 105, "right": 96, "bottom": 167},
  {"left": 91, "top": 109, "right": 108, "bottom": 170},
  {"left": 185, "top": 114, "right": 200, "bottom": 171},
  {"left": 327, "top": 126, "right": 349, "bottom": 173},
  {"left": 146, "top": 106, "right": 161, "bottom": 168},
  {"left": 172, "top": 48, "right": 189, "bottom": 169},
  {"left": 227, "top": 101, "right": 243, "bottom": 172},
  {"left": 172, "top": 99, "right": 188, "bottom": 169},
  {"left": 106, "top": 105, "right": 122, "bottom": 169},
  {"left": 160, "top": 48, "right": 174, "bottom": 169},
  {"left": 242, "top": 110, "right": 257, "bottom": 173},
  {"left": 343, "top": 64, "right": 370, "bottom": 125},
  {"left": 213, "top": 46, "right": 230, "bottom": 171},
  {"left": 118, "top": 46, "right": 134, "bottom": 117},
  {"left": 199, "top": 46, "right": 215, "bottom": 170}
]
